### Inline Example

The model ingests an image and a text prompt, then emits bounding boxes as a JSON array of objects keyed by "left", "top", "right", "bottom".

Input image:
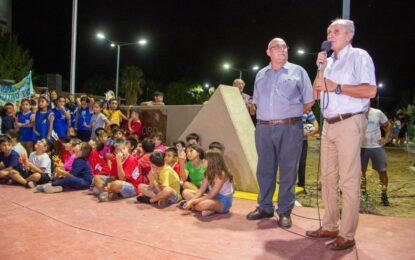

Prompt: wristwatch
[{"left": 335, "top": 84, "right": 342, "bottom": 94}]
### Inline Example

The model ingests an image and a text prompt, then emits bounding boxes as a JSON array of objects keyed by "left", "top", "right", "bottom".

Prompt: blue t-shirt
[
  {"left": 34, "top": 110, "right": 53, "bottom": 141},
  {"left": 52, "top": 108, "right": 68, "bottom": 138},
  {"left": 76, "top": 107, "right": 92, "bottom": 132},
  {"left": 70, "top": 157, "right": 93, "bottom": 184},
  {"left": 17, "top": 111, "right": 35, "bottom": 142},
  {"left": 1, "top": 114, "right": 15, "bottom": 133},
  {"left": 0, "top": 150, "right": 23, "bottom": 172}
]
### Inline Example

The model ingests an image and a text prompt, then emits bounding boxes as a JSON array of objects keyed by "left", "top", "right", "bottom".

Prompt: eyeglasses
[{"left": 269, "top": 44, "right": 288, "bottom": 51}]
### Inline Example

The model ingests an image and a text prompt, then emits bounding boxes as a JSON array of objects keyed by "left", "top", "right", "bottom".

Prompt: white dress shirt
[{"left": 321, "top": 44, "right": 376, "bottom": 118}]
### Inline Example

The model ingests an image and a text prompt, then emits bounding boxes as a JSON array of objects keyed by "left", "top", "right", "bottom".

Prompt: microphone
[{"left": 318, "top": 40, "right": 332, "bottom": 71}]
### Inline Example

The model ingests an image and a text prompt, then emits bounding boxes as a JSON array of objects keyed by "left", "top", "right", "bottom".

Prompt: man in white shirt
[
  {"left": 361, "top": 107, "right": 391, "bottom": 206},
  {"left": 306, "top": 19, "right": 377, "bottom": 250}
]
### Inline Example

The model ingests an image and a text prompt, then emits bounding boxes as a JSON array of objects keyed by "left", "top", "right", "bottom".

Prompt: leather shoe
[
  {"left": 306, "top": 227, "right": 339, "bottom": 238},
  {"left": 246, "top": 207, "right": 274, "bottom": 220},
  {"left": 277, "top": 213, "right": 292, "bottom": 229},
  {"left": 327, "top": 236, "right": 355, "bottom": 250}
]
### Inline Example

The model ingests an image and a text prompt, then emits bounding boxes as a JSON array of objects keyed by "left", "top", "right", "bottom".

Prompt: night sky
[{"left": 12, "top": 0, "right": 415, "bottom": 113}]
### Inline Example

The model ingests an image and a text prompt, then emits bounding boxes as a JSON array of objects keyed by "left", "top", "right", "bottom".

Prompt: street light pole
[
  {"left": 69, "top": 0, "right": 78, "bottom": 95},
  {"left": 377, "top": 83, "right": 384, "bottom": 108},
  {"left": 115, "top": 44, "right": 120, "bottom": 98},
  {"left": 239, "top": 70, "right": 242, "bottom": 79},
  {"left": 343, "top": 0, "right": 351, "bottom": 19}
]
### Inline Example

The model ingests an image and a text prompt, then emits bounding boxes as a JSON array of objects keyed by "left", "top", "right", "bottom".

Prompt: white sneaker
[
  {"left": 36, "top": 183, "right": 52, "bottom": 192},
  {"left": 201, "top": 210, "right": 215, "bottom": 217},
  {"left": 44, "top": 185, "right": 63, "bottom": 193}
]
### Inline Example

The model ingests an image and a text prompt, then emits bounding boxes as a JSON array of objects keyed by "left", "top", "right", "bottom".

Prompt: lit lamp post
[
  {"left": 222, "top": 63, "right": 260, "bottom": 79},
  {"left": 296, "top": 48, "right": 317, "bottom": 56},
  {"left": 377, "top": 82, "right": 384, "bottom": 108},
  {"left": 96, "top": 32, "right": 148, "bottom": 98}
]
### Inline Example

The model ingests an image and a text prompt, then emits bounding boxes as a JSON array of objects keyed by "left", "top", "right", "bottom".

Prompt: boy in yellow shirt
[{"left": 137, "top": 151, "right": 181, "bottom": 207}]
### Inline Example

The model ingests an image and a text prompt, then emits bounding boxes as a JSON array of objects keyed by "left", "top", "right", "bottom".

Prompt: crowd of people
[{"left": 0, "top": 90, "right": 234, "bottom": 217}]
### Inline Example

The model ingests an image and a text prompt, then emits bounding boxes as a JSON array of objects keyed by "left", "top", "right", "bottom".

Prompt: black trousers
[{"left": 297, "top": 139, "right": 308, "bottom": 187}]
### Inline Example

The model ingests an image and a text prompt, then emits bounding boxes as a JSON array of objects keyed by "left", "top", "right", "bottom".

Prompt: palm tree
[{"left": 120, "top": 66, "right": 145, "bottom": 105}]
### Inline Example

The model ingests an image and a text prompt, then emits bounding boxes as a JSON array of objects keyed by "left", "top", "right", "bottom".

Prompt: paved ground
[{"left": 0, "top": 185, "right": 414, "bottom": 260}]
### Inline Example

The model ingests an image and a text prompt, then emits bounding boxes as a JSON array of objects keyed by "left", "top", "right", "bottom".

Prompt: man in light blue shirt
[{"left": 246, "top": 38, "right": 314, "bottom": 228}]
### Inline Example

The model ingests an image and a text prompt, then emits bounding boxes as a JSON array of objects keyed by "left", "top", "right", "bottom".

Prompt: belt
[
  {"left": 258, "top": 117, "right": 302, "bottom": 125},
  {"left": 324, "top": 111, "right": 365, "bottom": 124}
]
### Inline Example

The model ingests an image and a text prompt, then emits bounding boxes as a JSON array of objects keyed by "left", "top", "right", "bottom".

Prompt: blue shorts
[
  {"left": 92, "top": 176, "right": 137, "bottom": 198},
  {"left": 214, "top": 193, "right": 233, "bottom": 213},
  {"left": 151, "top": 188, "right": 179, "bottom": 204}
]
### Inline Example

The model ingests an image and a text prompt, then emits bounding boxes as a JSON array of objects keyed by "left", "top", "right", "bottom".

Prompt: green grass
[{"left": 297, "top": 138, "right": 415, "bottom": 218}]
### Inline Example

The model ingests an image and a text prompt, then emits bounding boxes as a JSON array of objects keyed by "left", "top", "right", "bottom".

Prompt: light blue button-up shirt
[{"left": 253, "top": 62, "right": 313, "bottom": 120}]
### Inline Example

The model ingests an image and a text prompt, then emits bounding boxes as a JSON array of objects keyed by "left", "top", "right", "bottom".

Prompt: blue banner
[{"left": 0, "top": 71, "right": 34, "bottom": 104}]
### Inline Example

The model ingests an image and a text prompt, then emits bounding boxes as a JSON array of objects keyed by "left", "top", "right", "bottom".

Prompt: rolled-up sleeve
[{"left": 355, "top": 51, "right": 377, "bottom": 86}]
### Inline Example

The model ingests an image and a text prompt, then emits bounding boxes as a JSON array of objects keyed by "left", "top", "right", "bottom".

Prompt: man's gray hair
[{"left": 330, "top": 19, "right": 355, "bottom": 35}]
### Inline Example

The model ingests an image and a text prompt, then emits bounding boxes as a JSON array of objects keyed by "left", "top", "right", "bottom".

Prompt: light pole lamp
[
  {"left": 222, "top": 63, "right": 260, "bottom": 79},
  {"left": 96, "top": 32, "right": 148, "bottom": 98},
  {"left": 377, "top": 82, "right": 384, "bottom": 108}
]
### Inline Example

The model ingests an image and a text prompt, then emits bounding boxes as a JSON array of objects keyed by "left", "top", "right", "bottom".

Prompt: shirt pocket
[{"left": 276, "top": 77, "right": 301, "bottom": 104}]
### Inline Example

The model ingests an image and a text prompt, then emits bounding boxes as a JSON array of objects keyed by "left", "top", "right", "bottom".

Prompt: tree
[
  {"left": 0, "top": 34, "right": 33, "bottom": 81},
  {"left": 165, "top": 80, "right": 212, "bottom": 105},
  {"left": 120, "top": 66, "right": 145, "bottom": 105}
]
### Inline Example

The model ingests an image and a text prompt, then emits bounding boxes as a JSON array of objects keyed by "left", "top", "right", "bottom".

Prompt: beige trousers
[{"left": 320, "top": 113, "right": 367, "bottom": 240}]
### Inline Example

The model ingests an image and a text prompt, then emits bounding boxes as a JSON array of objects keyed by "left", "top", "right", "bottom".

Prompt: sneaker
[
  {"left": 44, "top": 185, "right": 63, "bottom": 193},
  {"left": 98, "top": 192, "right": 110, "bottom": 202},
  {"left": 27, "top": 181, "right": 36, "bottom": 189},
  {"left": 201, "top": 210, "right": 215, "bottom": 217},
  {"left": 179, "top": 200, "right": 187, "bottom": 208},
  {"left": 108, "top": 192, "right": 120, "bottom": 201},
  {"left": 381, "top": 193, "right": 390, "bottom": 206},
  {"left": 136, "top": 195, "right": 151, "bottom": 204},
  {"left": 157, "top": 199, "right": 170, "bottom": 208},
  {"left": 37, "top": 183, "right": 51, "bottom": 192}
]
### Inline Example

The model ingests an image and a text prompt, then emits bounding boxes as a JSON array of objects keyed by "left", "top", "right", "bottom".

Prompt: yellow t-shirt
[
  {"left": 103, "top": 109, "right": 123, "bottom": 126},
  {"left": 158, "top": 166, "right": 181, "bottom": 199}
]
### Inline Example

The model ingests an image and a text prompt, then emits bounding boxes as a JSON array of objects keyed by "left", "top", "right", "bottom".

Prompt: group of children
[{"left": 0, "top": 94, "right": 234, "bottom": 216}]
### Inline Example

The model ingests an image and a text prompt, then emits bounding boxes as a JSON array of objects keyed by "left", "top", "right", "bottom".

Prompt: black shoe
[
  {"left": 246, "top": 207, "right": 274, "bottom": 220},
  {"left": 136, "top": 195, "right": 151, "bottom": 204},
  {"left": 381, "top": 193, "right": 390, "bottom": 206},
  {"left": 278, "top": 213, "right": 292, "bottom": 229}
]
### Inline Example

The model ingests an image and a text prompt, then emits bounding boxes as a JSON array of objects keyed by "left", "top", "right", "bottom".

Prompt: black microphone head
[{"left": 321, "top": 41, "right": 332, "bottom": 53}]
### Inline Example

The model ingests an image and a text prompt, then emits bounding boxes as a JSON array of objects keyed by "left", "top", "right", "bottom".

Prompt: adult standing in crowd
[
  {"left": 246, "top": 37, "right": 314, "bottom": 228},
  {"left": 306, "top": 19, "right": 377, "bottom": 250},
  {"left": 232, "top": 79, "right": 256, "bottom": 117}
]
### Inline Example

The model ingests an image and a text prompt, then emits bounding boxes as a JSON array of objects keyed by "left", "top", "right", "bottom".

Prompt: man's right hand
[{"left": 316, "top": 51, "right": 328, "bottom": 70}]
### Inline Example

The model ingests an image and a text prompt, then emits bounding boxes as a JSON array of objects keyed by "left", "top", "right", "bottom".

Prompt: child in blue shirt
[
  {"left": 0, "top": 135, "right": 25, "bottom": 182},
  {"left": 74, "top": 96, "right": 93, "bottom": 142},
  {"left": 52, "top": 96, "right": 71, "bottom": 140},
  {"left": 41, "top": 142, "right": 93, "bottom": 193},
  {"left": 34, "top": 96, "right": 54, "bottom": 141},
  {"left": 17, "top": 99, "right": 35, "bottom": 153}
]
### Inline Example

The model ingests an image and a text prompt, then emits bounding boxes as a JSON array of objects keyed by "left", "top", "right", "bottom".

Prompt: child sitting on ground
[
  {"left": 178, "top": 144, "right": 206, "bottom": 192},
  {"left": 88, "top": 137, "right": 110, "bottom": 176},
  {"left": 6, "top": 129, "right": 28, "bottom": 157},
  {"left": 136, "top": 138, "right": 155, "bottom": 183},
  {"left": 93, "top": 138, "right": 142, "bottom": 202},
  {"left": 0, "top": 135, "right": 25, "bottom": 183},
  {"left": 186, "top": 133, "right": 200, "bottom": 145},
  {"left": 137, "top": 151, "right": 181, "bottom": 207},
  {"left": 164, "top": 147, "right": 181, "bottom": 177},
  {"left": 208, "top": 141, "right": 225, "bottom": 154},
  {"left": 40, "top": 142, "right": 94, "bottom": 193},
  {"left": 152, "top": 132, "right": 167, "bottom": 153},
  {"left": 181, "top": 149, "right": 234, "bottom": 217},
  {"left": 18, "top": 139, "right": 53, "bottom": 188},
  {"left": 95, "top": 128, "right": 113, "bottom": 163},
  {"left": 112, "top": 128, "right": 125, "bottom": 140}
]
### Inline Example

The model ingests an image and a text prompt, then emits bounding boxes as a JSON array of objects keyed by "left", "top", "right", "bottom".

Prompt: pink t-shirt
[
  {"left": 155, "top": 144, "right": 167, "bottom": 153},
  {"left": 64, "top": 155, "right": 76, "bottom": 171}
]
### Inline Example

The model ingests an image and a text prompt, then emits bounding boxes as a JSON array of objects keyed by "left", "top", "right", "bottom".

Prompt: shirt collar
[
  {"left": 333, "top": 44, "right": 352, "bottom": 61},
  {"left": 265, "top": 61, "right": 291, "bottom": 71}
]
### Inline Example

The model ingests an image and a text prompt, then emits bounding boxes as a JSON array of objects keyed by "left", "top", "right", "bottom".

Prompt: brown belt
[
  {"left": 258, "top": 117, "right": 302, "bottom": 125},
  {"left": 324, "top": 111, "right": 365, "bottom": 124}
]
